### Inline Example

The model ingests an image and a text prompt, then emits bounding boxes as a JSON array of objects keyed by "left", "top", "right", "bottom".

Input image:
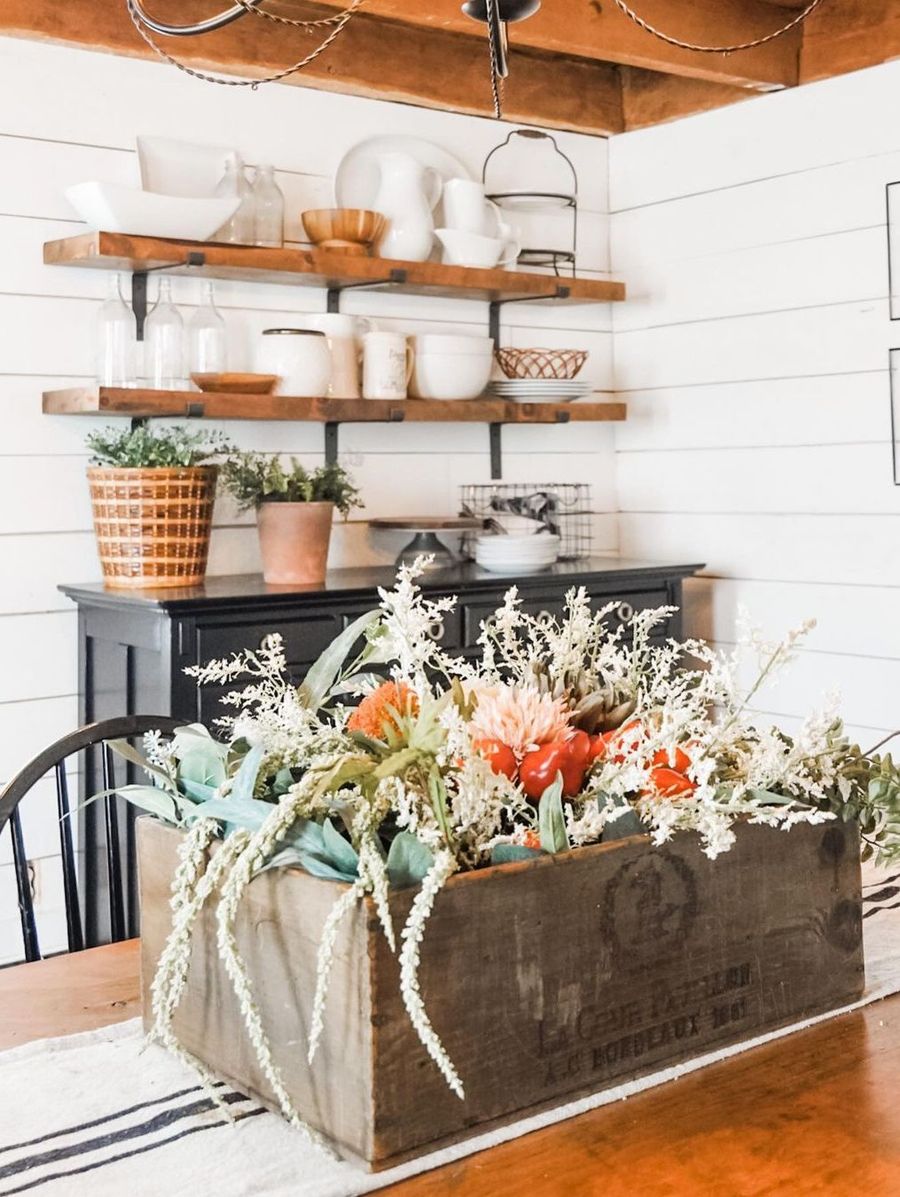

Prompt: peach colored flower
[
  {"left": 468, "top": 683, "right": 570, "bottom": 761},
  {"left": 348, "top": 681, "right": 418, "bottom": 740}
]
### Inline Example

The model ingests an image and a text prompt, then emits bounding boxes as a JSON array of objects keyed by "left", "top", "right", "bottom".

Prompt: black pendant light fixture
[{"left": 462, "top": 0, "right": 540, "bottom": 115}]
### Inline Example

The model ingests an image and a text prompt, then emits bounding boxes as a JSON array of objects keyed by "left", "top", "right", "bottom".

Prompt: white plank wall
[
  {"left": 609, "top": 61, "right": 900, "bottom": 745},
  {"left": 0, "top": 36, "right": 614, "bottom": 960}
]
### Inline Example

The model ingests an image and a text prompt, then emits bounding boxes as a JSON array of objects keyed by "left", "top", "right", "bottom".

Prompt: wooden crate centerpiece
[{"left": 138, "top": 815, "right": 864, "bottom": 1170}]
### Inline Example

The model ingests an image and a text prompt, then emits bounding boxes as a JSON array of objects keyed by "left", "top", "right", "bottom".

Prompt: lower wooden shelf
[{"left": 42, "top": 387, "right": 627, "bottom": 424}]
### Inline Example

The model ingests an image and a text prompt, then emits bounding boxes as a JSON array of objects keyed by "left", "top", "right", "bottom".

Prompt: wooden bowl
[
  {"left": 301, "top": 208, "right": 387, "bottom": 256},
  {"left": 191, "top": 373, "right": 278, "bottom": 394}
]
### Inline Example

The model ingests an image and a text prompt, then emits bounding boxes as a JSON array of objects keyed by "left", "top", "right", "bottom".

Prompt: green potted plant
[
  {"left": 220, "top": 453, "right": 362, "bottom": 585},
  {"left": 85, "top": 424, "right": 229, "bottom": 589}
]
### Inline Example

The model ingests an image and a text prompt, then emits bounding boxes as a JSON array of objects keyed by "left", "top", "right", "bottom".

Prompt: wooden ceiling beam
[
  {"left": 0, "top": 0, "right": 624, "bottom": 134},
  {"left": 621, "top": 67, "right": 754, "bottom": 131},
  {"left": 292, "top": 0, "right": 801, "bottom": 90},
  {"left": 799, "top": 0, "right": 900, "bottom": 82}
]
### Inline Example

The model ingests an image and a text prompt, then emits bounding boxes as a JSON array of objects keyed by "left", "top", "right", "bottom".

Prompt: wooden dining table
[{"left": 3, "top": 939, "right": 900, "bottom": 1195}]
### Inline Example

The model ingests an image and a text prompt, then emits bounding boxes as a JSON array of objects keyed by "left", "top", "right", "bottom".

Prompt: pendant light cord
[
  {"left": 485, "top": 0, "right": 504, "bottom": 119},
  {"left": 126, "top": 0, "right": 366, "bottom": 87},
  {"left": 613, "top": 0, "right": 825, "bottom": 55}
]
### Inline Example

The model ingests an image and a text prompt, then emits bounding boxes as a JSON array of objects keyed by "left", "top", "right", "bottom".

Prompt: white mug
[
  {"left": 443, "top": 178, "right": 496, "bottom": 235},
  {"left": 257, "top": 328, "right": 331, "bottom": 397},
  {"left": 362, "top": 331, "right": 414, "bottom": 400},
  {"left": 304, "top": 314, "right": 374, "bottom": 399}
]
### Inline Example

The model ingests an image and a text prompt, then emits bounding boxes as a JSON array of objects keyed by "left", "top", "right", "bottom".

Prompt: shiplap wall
[
  {"left": 0, "top": 36, "right": 614, "bottom": 960},
  {"left": 609, "top": 60, "right": 900, "bottom": 746}
]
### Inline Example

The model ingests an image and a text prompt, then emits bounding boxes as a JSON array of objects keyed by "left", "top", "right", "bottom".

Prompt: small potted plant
[
  {"left": 220, "top": 453, "right": 362, "bottom": 585},
  {"left": 86, "top": 424, "right": 229, "bottom": 589}
]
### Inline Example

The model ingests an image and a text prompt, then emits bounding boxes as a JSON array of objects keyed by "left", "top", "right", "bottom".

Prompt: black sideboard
[{"left": 61, "top": 556, "right": 702, "bottom": 943}]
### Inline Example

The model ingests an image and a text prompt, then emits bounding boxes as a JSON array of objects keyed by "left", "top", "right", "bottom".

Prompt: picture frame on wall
[
  {"left": 890, "top": 349, "right": 900, "bottom": 485},
  {"left": 887, "top": 182, "right": 900, "bottom": 321}
]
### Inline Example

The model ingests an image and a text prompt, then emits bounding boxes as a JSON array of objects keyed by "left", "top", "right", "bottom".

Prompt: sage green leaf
[
  {"left": 601, "top": 807, "right": 644, "bottom": 842},
  {"left": 178, "top": 746, "right": 228, "bottom": 789},
  {"left": 747, "top": 788, "right": 797, "bottom": 806},
  {"left": 230, "top": 743, "right": 265, "bottom": 803},
  {"left": 491, "top": 843, "right": 542, "bottom": 864},
  {"left": 173, "top": 724, "right": 229, "bottom": 759},
  {"left": 103, "top": 784, "right": 182, "bottom": 824},
  {"left": 272, "top": 767, "right": 295, "bottom": 797},
  {"left": 538, "top": 774, "right": 569, "bottom": 855},
  {"left": 386, "top": 832, "right": 433, "bottom": 888},
  {"left": 178, "top": 779, "right": 217, "bottom": 804},
  {"left": 323, "top": 818, "right": 360, "bottom": 876},
  {"left": 106, "top": 739, "right": 175, "bottom": 789},
  {"left": 373, "top": 747, "right": 421, "bottom": 781},
  {"left": 190, "top": 794, "right": 269, "bottom": 832},
  {"left": 256, "top": 845, "right": 357, "bottom": 883},
  {"left": 298, "top": 609, "right": 381, "bottom": 711}
]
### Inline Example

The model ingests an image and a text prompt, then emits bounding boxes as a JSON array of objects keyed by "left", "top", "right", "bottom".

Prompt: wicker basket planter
[{"left": 87, "top": 466, "right": 217, "bottom": 589}]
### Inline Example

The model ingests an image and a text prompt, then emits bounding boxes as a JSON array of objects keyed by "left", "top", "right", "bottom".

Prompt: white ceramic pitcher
[{"left": 374, "top": 152, "right": 438, "bottom": 263}]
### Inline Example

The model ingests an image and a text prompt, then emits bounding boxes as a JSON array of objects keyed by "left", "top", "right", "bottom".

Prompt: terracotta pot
[
  {"left": 256, "top": 501, "right": 335, "bottom": 585},
  {"left": 87, "top": 466, "right": 217, "bottom": 589}
]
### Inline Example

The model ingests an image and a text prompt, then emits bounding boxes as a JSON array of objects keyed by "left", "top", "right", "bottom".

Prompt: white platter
[
  {"left": 137, "top": 136, "right": 240, "bottom": 198},
  {"left": 335, "top": 136, "right": 471, "bottom": 213}
]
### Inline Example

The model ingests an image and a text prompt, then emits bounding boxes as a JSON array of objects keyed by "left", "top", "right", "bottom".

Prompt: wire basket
[
  {"left": 87, "top": 466, "right": 217, "bottom": 588},
  {"left": 459, "top": 482, "right": 592, "bottom": 561}
]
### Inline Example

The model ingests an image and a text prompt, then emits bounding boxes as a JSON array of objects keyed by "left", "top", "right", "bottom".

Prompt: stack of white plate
[
  {"left": 475, "top": 533, "right": 560, "bottom": 574},
  {"left": 489, "top": 379, "right": 594, "bottom": 403}
]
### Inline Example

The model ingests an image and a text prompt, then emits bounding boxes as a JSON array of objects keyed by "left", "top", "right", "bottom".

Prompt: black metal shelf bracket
[
  {"left": 326, "top": 269, "right": 409, "bottom": 313},
  {"left": 488, "top": 283, "right": 572, "bottom": 346},
  {"left": 324, "top": 406, "right": 406, "bottom": 467},
  {"left": 131, "top": 252, "right": 207, "bottom": 341}
]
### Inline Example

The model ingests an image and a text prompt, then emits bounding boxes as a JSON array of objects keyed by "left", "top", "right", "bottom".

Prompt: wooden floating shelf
[
  {"left": 43, "top": 232, "right": 625, "bottom": 305},
  {"left": 43, "top": 388, "right": 627, "bottom": 424}
]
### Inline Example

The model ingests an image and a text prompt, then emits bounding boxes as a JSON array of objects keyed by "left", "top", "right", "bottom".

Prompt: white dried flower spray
[{"left": 398, "top": 849, "right": 464, "bottom": 1100}]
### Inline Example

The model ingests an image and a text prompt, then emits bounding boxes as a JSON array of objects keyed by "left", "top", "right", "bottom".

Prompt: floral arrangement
[{"left": 112, "top": 561, "right": 900, "bottom": 1135}]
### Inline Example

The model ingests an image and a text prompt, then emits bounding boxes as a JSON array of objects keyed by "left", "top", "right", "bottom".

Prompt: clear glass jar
[
  {"left": 188, "top": 281, "right": 227, "bottom": 376},
  {"left": 144, "top": 278, "right": 185, "bottom": 390},
  {"left": 252, "top": 164, "right": 285, "bottom": 248},
  {"left": 95, "top": 272, "right": 135, "bottom": 387},
  {"left": 214, "top": 156, "right": 255, "bottom": 244}
]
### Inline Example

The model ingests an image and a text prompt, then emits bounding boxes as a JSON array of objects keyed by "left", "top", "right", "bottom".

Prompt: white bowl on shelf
[
  {"left": 64, "top": 181, "right": 241, "bottom": 241},
  {"left": 409, "top": 335, "right": 494, "bottom": 401}
]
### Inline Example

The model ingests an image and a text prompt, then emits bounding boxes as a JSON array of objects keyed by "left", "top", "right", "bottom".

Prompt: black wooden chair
[{"left": 0, "top": 716, "right": 185, "bottom": 963}]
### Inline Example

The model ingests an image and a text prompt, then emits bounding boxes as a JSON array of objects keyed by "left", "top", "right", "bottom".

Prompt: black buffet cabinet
[
  {"left": 61, "top": 557, "right": 701, "bottom": 943},
  {"left": 62, "top": 557, "right": 702, "bottom": 728}
]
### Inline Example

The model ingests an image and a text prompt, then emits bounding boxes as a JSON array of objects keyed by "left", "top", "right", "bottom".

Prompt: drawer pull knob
[
  {"left": 427, "top": 621, "right": 445, "bottom": 642},
  {"left": 537, "top": 610, "right": 555, "bottom": 623},
  {"left": 617, "top": 602, "right": 635, "bottom": 622}
]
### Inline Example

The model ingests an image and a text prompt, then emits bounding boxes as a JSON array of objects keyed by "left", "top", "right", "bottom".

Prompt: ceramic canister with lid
[{"left": 258, "top": 328, "right": 332, "bottom": 397}]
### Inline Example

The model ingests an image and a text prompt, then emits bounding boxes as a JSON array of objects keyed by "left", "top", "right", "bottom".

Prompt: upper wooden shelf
[
  {"left": 43, "top": 387, "right": 627, "bottom": 424},
  {"left": 43, "top": 232, "right": 625, "bottom": 305}
]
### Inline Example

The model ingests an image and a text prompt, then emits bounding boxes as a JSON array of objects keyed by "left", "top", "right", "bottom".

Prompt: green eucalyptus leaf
[
  {"left": 386, "top": 832, "right": 433, "bottom": 888},
  {"left": 322, "top": 818, "right": 360, "bottom": 876},
  {"left": 538, "top": 775, "right": 569, "bottom": 855},
  {"left": 178, "top": 747, "right": 228, "bottom": 789},
  {"left": 178, "top": 779, "right": 217, "bottom": 804},
  {"left": 104, "top": 784, "right": 182, "bottom": 824},
  {"left": 747, "top": 788, "right": 796, "bottom": 807},
  {"left": 189, "top": 795, "right": 269, "bottom": 832},
  {"left": 298, "top": 609, "right": 381, "bottom": 711},
  {"left": 491, "top": 843, "right": 542, "bottom": 864}
]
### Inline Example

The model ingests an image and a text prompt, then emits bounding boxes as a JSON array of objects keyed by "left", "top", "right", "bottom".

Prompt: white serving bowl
[
  {"left": 434, "top": 228, "right": 512, "bottom": 269},
  {"left": 410, "top": 349, "right": 493, "bottom": 401},
  {"left": 137, "top": 136, "right": 240, "bottom": 198},
  {"left": 65, "top": 181, "right": 241, "bottom": 241}
]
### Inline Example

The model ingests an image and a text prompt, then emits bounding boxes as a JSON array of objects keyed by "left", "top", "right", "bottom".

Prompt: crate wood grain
[{"left": 138, "top": 817, "right": 864, "bottom": 1169}]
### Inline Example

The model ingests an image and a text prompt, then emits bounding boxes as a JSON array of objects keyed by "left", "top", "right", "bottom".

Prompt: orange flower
[{"left": 347, "top": 681, "right": 419, "bottom": 740}]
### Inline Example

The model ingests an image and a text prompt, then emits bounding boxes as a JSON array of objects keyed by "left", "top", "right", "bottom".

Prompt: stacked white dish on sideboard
[{"left": 474, "top": 530, "right": 561, "bottom": 574}]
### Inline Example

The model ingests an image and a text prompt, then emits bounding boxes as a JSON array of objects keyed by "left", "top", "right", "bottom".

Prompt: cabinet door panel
[{"left": 461, "top": 588, "right": 671, "bottom": 645}]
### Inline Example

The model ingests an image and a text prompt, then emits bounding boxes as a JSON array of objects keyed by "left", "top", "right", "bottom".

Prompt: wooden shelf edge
[
  {"left": 43, "top": 231, "right": 626, "bottom": 304},
  {"left": 43, "top": 387, "right": 627, "bottom": 424}
]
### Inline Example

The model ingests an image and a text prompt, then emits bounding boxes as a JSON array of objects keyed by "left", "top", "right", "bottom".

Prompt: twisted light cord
[
  {"left": 126, "top": 0, "right": 365, "bottom": 88},
  {"left": 613, "top": 0, "right": 825, "bottom": 55}
]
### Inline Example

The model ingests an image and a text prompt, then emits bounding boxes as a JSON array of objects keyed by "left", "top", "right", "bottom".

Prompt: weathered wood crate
[{"left": 138, "top": 817, "right": 864, "bottom": 1170}]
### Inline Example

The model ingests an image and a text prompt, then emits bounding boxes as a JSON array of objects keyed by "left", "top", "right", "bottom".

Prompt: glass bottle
[
  {"left": 214, "top": 156, "right": 255, "bottom": 244},
  {"left": 188, "top": 281, "right": 227, "bottom": 377},
  {"left": 95, "top": 272, "right": 135, "bottom": 387},
  {"left": 252, "top": 164, "right": 285, "bottom": 248},
  {"left": 144, "top": 278, "right": 185, "bottom": 390}
]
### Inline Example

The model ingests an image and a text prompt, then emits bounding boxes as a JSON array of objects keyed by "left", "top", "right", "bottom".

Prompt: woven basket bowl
[
  {"left": 495, "top": 347, "right": 589, "bottom": 380},
  {"left": 87, "top": 466, "right": 217, "bottom": 589}
]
